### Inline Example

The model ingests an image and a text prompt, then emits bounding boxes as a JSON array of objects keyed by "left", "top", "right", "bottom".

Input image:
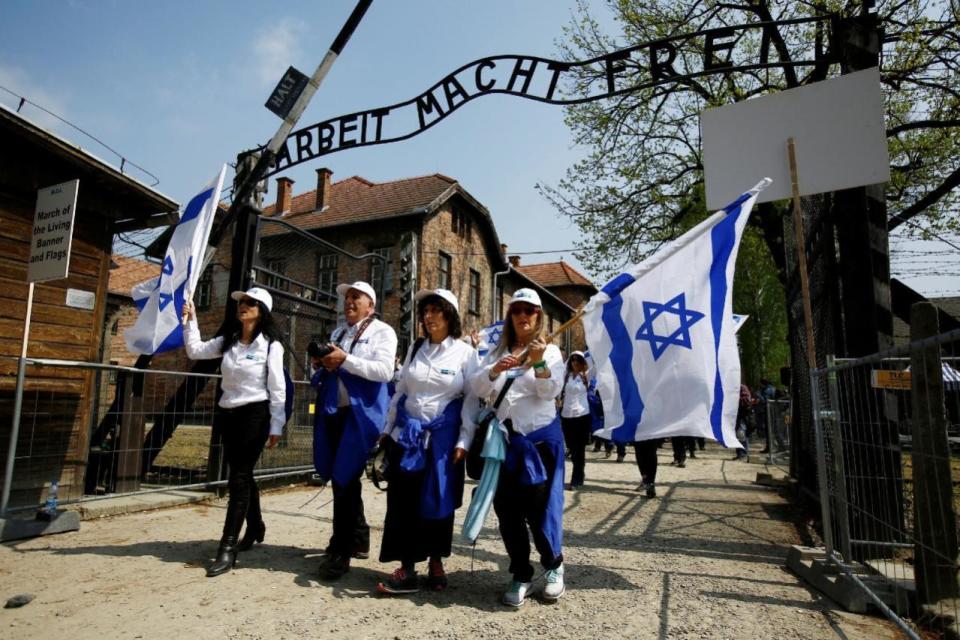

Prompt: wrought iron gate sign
[{"left": 264, "top": 15, "right": 834, "bottom": 176}]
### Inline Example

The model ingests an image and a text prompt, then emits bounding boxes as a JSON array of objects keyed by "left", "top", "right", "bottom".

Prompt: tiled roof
[
  {"left": 517, "top": 261, "right": 595, "bottom": 290},
  {"left": 109, "top": 255, "right": 161, "bottom": 297},
  {"left": 262, "top": 173, "right": 458, "bottom": 230}
]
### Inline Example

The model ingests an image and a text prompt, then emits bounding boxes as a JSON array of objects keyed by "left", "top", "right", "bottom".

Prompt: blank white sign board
[{"left": 701, "top": 67, "right": 890, "bottom": 210}]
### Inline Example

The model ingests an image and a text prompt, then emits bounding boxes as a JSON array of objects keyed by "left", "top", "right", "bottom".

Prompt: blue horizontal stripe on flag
[
  {"left": 601, "top": 272, "right": 636, "bottom": 299},
  {"left": 601, "top": 292, "right": 644, "bottom": 443},
  {"left": 708, "top": 198, "right": 746, "bottom": 445},
  {"left": 178, "top": 187, "right": 215, "bottom": 224}
]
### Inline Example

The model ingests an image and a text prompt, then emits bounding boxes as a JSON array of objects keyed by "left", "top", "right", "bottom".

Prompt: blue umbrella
[{"left": 462, "top": 409, "right": 507, "bottom": 543}]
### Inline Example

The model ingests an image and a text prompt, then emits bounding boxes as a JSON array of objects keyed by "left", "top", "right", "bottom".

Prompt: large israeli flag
[
  {"left": 583, "top": 178, "right": 771, "bottom": 447},
  {"left": 125, "top": 166, "right": 226, "bottom": 355}
]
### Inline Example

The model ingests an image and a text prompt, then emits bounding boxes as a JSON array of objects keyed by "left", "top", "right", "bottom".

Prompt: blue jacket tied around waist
[
  {"left": 394, "top": 395, "right": 465, "bottom": 520},
  {"left": 503, "top": 416, "right": 565, "bottom": 559},
  {"left": 311, "top": 368, "right": 387, "bottom": 486}
]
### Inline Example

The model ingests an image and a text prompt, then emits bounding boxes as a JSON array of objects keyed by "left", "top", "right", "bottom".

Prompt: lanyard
[{"left": 335, "top": 316, "right": 375, "bottom": 355}]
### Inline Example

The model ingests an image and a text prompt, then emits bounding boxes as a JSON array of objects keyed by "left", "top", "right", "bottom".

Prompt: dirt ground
[{"left": 1, "top": 443, "right": 901, "bottom": 640}]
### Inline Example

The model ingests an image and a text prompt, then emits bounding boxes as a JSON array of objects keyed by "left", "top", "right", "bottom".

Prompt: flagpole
[
  {"left": 787, "top": 138, "right": 818, "bottom": 370},
  {"left": 206, "top": 0, "right": 374, "bottom": 248}
]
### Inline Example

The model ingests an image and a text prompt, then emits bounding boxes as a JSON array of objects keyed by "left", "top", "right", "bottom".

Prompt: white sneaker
[
  {"left": 542, "top": 563, "right": 565, "bottom": 601},
  {"left": 502, "top": 580, "right": 532, "bottom": 607}
]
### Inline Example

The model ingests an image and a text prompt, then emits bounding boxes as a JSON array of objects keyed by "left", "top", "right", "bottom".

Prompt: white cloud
[
  {"left": 253, "top": 19, "right": 305, "bottom": 86},
  {"left": 0, "top": 62, "right": 71, "bottom": 134}
]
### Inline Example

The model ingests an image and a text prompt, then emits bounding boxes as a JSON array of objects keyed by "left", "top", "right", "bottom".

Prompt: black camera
[{"left": 308, "top": 341, "right": 334, "bottom": 359}]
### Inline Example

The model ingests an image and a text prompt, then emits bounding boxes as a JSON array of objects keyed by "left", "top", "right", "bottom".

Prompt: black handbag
[{"left": 465, "top": 375, "right": 517, "bottom": 480}]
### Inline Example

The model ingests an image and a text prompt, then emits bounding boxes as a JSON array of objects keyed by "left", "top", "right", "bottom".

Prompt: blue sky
[
  {"left": 0, "top": 0, "right": 611, "bottom": 280},
  {"left": 1, "top": 1, "right": 956, "bottom": 295}
]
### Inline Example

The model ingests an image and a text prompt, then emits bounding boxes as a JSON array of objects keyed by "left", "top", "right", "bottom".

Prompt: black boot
[
  {"left": 207, "top": 536, "right": 239, "bottom": 577},
  {"left": 238, "top": 521, "right": 265, "bottom": 552}
]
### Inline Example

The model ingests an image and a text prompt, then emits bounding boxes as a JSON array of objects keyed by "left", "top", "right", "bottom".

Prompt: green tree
[{"left": 540, "top": 0, "right": 960, "bottom": 276}]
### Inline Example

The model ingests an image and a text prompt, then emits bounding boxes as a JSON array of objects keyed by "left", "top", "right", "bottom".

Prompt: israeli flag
[
  {"left": 125, "top": 166, "right": 226, "bottom": 355},
  {"left": 583, "top": 178, "right": 771, "bottom": 447},
  {"left": 476, "top": 320, "right": 504, "bottom": 357}
]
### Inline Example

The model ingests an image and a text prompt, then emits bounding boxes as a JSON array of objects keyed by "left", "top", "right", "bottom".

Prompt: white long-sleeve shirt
[
  {"left": 329, "top": 317, "right": 398, "bottom": 407},
  {"left": 183, "top": 320, "right": 286, "bottom": 436},
  {"left": 384, "top": 336, "right": 480, "bottom": 451},
  {"left": 471, "top": 343, "right": 565, "bottom": 435},
  {"left": 561, "top": 373, "right": 591, "bottom": 418}
]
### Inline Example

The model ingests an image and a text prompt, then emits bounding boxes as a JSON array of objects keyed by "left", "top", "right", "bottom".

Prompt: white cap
[
  {"left": 507, "top": 287, "right": 542, "bottom": 308},
  {"left": 569, "top": 350, "right": 585, "bottom": 360},
  {"left": 336, "top": 281, "right": 377, "bottom": 305},
  {"left": 230, "top": 287, "right": 273, "bottom": 312},
  {"left": 414, "top": 288, "right": 459, "bottom": 313}
]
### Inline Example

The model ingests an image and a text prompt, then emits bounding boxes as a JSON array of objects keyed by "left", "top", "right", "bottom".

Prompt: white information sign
[
  {"left": 701, "top": 67, "right": 890, "bottom": 210},
  {"left": 65, "top": 288, "right": 96, "bottom": 310},
  {"left": 28, "top": 179, "right": 79, "bottom": 283}
]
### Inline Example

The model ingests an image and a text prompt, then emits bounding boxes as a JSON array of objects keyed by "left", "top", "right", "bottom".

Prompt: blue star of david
[{"left": 634, "top": 292, "right": 706, "bottom": 361}]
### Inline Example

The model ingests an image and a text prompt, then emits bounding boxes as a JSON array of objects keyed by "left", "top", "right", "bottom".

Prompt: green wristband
[{"left": 532, "top": 360, "right": 547, "bottom": 370}]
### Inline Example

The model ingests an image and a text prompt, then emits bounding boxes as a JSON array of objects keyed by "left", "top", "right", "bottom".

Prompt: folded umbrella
[{"left": 461, "top": 409, "right": 508, "bottom": 543}]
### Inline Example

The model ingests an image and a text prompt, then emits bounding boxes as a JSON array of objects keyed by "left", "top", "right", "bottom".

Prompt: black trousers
[
  {"left": 672, "top": 437, "right": 695, "bottom": 463},
  {"left": 218, "top": 401, "right": 270, "bottom": 542},
  {"left": 493, "top": 442, "right": 563, "bottom": 582},
  {"left": 379, "top": 441, "right": 454, "bottom": 566},
  {"left": 633, "top": 439, "right": 660, "bottom": 484},
  {"left": 561, "top": 414, "right": 591, "bottom": 485},
  {"left": 325, "top": 408, "right": 370, "bottom": 556}
]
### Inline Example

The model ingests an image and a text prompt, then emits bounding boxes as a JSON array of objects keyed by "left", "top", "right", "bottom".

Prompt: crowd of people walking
[{"left": 182, "top": 278, "right": 783, "bottom": 606}]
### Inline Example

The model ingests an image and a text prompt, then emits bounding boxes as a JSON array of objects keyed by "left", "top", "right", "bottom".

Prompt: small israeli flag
[
  {"left": 582, "top": 179, "right": 771, "bottom": 447},
  {"left": 476, "top": 320, "right": 504, "bottom": 357},
  {"left": 125, "top": 166, "right": 226, "bottom": 354}
]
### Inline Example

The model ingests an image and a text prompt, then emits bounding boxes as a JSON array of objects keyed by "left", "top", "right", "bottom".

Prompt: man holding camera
[{"left": 310, "top": 281, "right": 398, "bottom": 581}]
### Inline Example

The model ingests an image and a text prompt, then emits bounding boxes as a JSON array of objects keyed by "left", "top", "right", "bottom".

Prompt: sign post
[{"left": 2, "top": 179, "right": 79, "bottom": 515}]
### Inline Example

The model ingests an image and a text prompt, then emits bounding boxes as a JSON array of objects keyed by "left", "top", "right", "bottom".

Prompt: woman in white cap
[
  {"left": 311, "top": 281, "right": 397, "bottom": 581},
  {"left": 471, "top": 287, "right": 566, "bottom": 607},
  {"left": 181, "top": 286, "right": 285, "bottom": 577},
  {"left": 376, "top": 288, "right": 478, "bottom": 595},
  {"left": 560, "top": 351, "right": 591, "bottom": 489}
]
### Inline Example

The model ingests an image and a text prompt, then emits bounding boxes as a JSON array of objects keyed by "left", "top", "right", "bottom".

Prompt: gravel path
[{"left": 0, "top": 443, "right": 900, "bottom": 639}]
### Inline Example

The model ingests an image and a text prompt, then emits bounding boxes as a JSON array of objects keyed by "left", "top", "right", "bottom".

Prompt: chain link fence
[
  {"left": 811, "top": 321, "right": 960, "bottom": 638},
  {"left": 1, "top": 357, "right": 317, "bottom": 514},
  {"left": 762, "top": 398, "right": 792, "bottom": 472}
]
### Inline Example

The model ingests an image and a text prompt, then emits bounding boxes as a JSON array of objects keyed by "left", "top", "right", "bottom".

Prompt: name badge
[
  {"left": 506, "top": 367, "right": 525, "bottom": 379},
  {"left": 439, "top": 368, "right": 456, "bottom": 376}
]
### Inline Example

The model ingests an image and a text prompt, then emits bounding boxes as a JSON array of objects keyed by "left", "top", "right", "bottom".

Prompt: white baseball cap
[
  {"left": 230, "top": 287, "right": 273, "bottom": 312},
  {"left": 414, "top": 288, "right": 459, "bottom": 313},
  {"left": 569, "top": 350, "right": 585, "bottom": 360},
  {"left": 336, "top": 281, "right": 377, "bottom": 305},
  {"left": 507, "top": 288, "right": 542, "bottom": 309}
]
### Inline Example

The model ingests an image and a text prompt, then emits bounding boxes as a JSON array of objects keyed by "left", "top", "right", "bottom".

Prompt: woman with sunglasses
[
  {"left": 182, "top": 287, "right": 285, "bottom": 577},
  {"left": 560, "top": 351, "right": 591, "bottom": 489},
  {"left": 375, "top": 289, "right": 478, "bottom": 595},
  {"left": 471, "top": 288, "right": 566, "bottom": 607}
]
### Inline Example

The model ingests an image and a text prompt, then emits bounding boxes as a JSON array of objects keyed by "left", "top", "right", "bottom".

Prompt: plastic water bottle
[{"left": 44, "top": 480, "right": 58, "bottom": 513}]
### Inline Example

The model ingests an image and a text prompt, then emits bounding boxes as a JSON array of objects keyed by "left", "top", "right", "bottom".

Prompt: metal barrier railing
[
  {"left": 1, "top": 357, "right": 316, "bottom": 514},
  {"left": 811, "top": 322, "right": 960, "bottom": 639}
]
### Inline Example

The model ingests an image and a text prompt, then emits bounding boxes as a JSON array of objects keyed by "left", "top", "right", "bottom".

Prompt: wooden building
[{"left": 0, "top": 105, "right": 178, "bottom": 509}]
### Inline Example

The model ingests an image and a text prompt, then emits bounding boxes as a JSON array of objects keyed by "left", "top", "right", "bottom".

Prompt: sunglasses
[
  {"left": 238, "top": 298, "right": 258, "bottom": 308},
  {"left": 510, "top": 304, "right": 539, "bottom": 316}
]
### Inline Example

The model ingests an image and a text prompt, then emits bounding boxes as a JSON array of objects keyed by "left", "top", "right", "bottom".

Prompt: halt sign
[{"left": 28, "top": 179, "right": 79, "bottom": 283}]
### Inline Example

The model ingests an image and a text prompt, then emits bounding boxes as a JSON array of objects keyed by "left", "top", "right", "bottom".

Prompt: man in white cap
[{"left": 310, "top": 281, "right": 397, "bottom": 580}]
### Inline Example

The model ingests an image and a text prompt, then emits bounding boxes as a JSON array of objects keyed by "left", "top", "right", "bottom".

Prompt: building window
[
  {"left": 369, "top": 247, "right": 393, "bottom": 295},
  {"left": 438, "top": 252, "right": 452, "bottom": 289},
  {"left": 110, "top": 318, "right": 119, "bottom": 335},
  {"left": 317, "top": 254, "right": 338, "bottom": 294},
  {"left": 262, "top": 259, "right": 288, "bottom": 292},
  {"left": 495, "top": 283, "right": 505, "bottom": 319},
  {"left": 469, "top": 269, "right": 481, "bottom": 315},
  {"left": 196, "top": 267, "right": 214, "bottom": 310}
]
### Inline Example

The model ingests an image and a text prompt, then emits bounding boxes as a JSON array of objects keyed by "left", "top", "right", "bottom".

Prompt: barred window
[
  {"left": 317, "top": 254, "right": 338, "bottom": 294},
  {"left": 263, "top": 259, "right": 289, "bottom": 292},
  {"left": 196, "top": 267, "right": 214, "bottom": 310},
  {"left": 438, "top": 252, "right": 452, "bottom": 289},
  {"left": 369, "top": 247, "right": 393, "bottom": 295},
  {"left": 469, "top": 269, "right": 481, "bottom": 314}
]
